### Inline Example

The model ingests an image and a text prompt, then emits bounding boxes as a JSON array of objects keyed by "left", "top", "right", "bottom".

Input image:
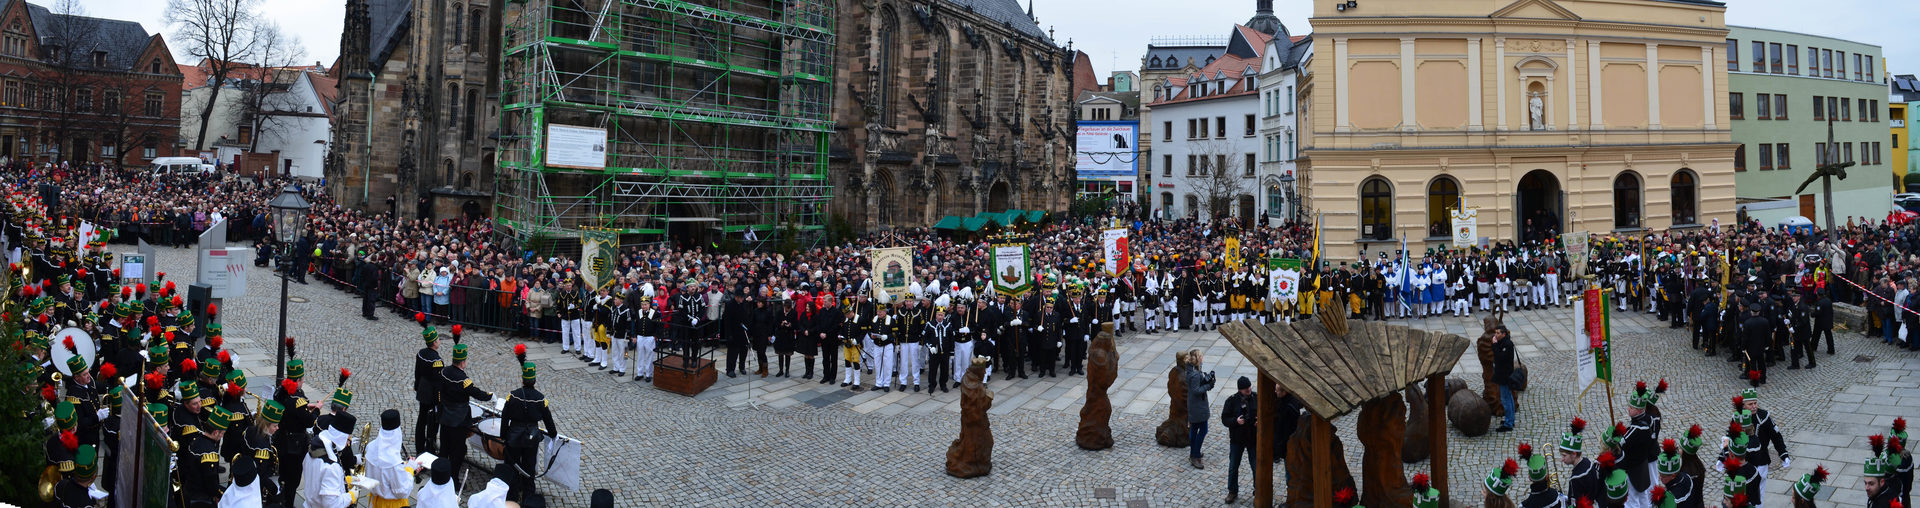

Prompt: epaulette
[
  {"left": 293, "top": 398, "right": 308, "bottom": 408},
  {"left": 255, "top": 449, "right": 271, "bottom": 460},
  {"left": 432, "top": 360, "right": 444, "bottom": 368},
  {"left": 64, "top": 396, "right": 78, "bottom": 404},
  {"left": 200, "top": 452, "right": 218, "bottom": 464},
  {"left": 58, "top": 460, "right": 73, "bottom": 472},
  {"left": 180, "top": 425, "right": 199, "bottom": 436},
  {"left": 461, "top": 379, "right": 473, "bottom": 389}
]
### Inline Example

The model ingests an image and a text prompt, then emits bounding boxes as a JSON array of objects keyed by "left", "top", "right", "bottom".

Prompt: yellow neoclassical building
[{"left": 1299, "top": 0, "right": 1737, "bottom": 261}]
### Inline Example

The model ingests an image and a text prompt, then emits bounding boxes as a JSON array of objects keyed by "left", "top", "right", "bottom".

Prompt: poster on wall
[
  {"left": 545, "top": 124, "right": 608, "bottom": 170},
  {"left": 1449, "top": 207, "right": 1478, "bottom": 248},
  {"left": 1074, "top": 122, "right": 1138, "bottom": 179}
]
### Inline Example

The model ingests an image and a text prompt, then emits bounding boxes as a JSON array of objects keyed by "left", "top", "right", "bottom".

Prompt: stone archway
[
  {"left": 987, "top": 180, "right": 1012, "bottom": 211},
  {"left": 1516, "top": 169, "right": 1562, "bottom": 243}
]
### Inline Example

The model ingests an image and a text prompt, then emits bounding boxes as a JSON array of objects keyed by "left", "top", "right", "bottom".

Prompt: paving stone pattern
[{"left": 181, "top": 247, "right": 1913, "bottom": 507}]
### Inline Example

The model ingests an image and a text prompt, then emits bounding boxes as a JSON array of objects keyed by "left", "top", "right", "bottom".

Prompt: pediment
[{"left": 1489, "top": 0, "right": 1582, "bottom": 21}]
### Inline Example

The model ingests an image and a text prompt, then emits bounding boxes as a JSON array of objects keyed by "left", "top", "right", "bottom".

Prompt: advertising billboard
[{"left": 1074, "top": 121, "right": 1138, "bottom": 180}]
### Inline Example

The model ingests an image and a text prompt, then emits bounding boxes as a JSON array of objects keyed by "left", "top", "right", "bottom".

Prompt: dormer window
[{"left": 92, "top": 51, "right": 106, "bottom": 67}]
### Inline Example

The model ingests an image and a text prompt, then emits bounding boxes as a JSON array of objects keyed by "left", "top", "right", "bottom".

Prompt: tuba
[{"left": 38, "top": 464, "right": 60, "bottom": 502}]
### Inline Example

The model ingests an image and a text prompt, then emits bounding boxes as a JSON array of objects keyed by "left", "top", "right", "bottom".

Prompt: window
[
  {"left": 1360, "top": 177, "right": 1393, "bottom": 240},
  {"left": 3, "top": 80, "right": 15, "bottom": 106},
  {"left": 1774, "top": 94, "right": 1786, "bottom": 120},
  {"left": 1871, "top": 100, "right": 1880, "bottom": 122},
  {"left": 1770, "top": 43, "right": 1783, "bottom": 74},
  {"left": 1867, "top": 56, "right": 1875, "bottom": 81},
  {"left": 1837, "top": 51, "right": 1846, "bottom": 79},
  {"left": 1185, "top": 195, "right": 1199, "bottom": 219},
  {"left": 1844, "top": 142, "right": 1853, "bottom": 163},
  {"left": 470, "top": 8, "right": 484, "bottom": 53},
  {"left": 142, "top": 147, "right": 156, "bottom": 159},
  {"left": 1776, "top": 144, "right": 1790, "bottom": 170},
  {"left": 1823, "top": 49, "right": 1833, "bottom": 77},
  {"left": 1727, "top": 39, "right": 1739, "bottom": 71},
  {"left": 1162, "top": 192, "right": 1174, "bottom": 215},
  {"left": 1244, "top": 154, "right": 1255, "bottom": 177},
  {"left": 1191, "top": 119, "right": 1201, "bottom": 139},
  {"left": 1244, "top": 114, "right": 1255, "bottom": 136},
  {"left": 1268, "top": 185, "right": 1284, "bottom": 214},
  {"left": 103, "top": 90, "right": 119, "bottom": 114},
  {"left": 1614, "top": 172, "right": 1642, "bottom": 229},
  {"left": 1215, "top": 116, "right": 1226, "bottom": 137},
  {"left": 1671, "top": 171, "right": 1698, "bottom": 226},
  {"left": 1216, "top": 155, "right": 1227, "bottom": 176},
  {"left": 1163, "top": 155, "right": 1172, "bottom": 177},
  {"left": 1757, "top": 94, "right": 1771, "bottom": 120},
  {"left": 1427, "top": 177, "right": 1461, "bottom": 238},
  {"left": 75, "top": 88, "right": 91, "bottom": 112},
  {"left": 1813, "top": 95, "right": 1824, "bottom": 120},
  {"left": 452, "top": 2, "right": 464, "bottom": 44},
  {"left": 1854, "top": 54, "right": 1863, "bottom": 80},
  {"left": 1816, "top": 142, "right": 1827, "bottom": 165},
  {"left": 1842, "top": 99, "right": 1851, "bottom": 121},
  {"left": 1829, "top": 97, "right": 1840, "bottom": 121},
  {"left": 1874, "top": 142, "right": 1883, "bottom": 165},
  {"left": 1809, "top": 47, "right": 1820, "bottom": 76},
  {"left": 1164, "top": 121, "right": 1173, "bottom": 141},
  {"left": 1752, "top": 41, "right": 1765, "bottom": 72},
  {"left": 100, "top": 145, "right": 114, "bottom": 157},
  {"left": 1734, "top": 144, "right": 1746, "bottom": 171},
  {"left": 1759, "top": 143, "right": 1774, "bottom": 170},
  {"left": 1187, "top": 154, "right": 1197, "bottom": 176},
  {"left": 876, "top": 8, "right": 897, "bottom": 125},
  {"left": 1730, "top": 93, "right": 1744, "bottom": 119},
  {"left": 144, "top": 92, "right": 162, "bottom": 116},
  {"left": 1786, "top": 45, "right": 1798, "bottom": 75},
  {"left": 465, "top": 88, "right": 479, "bottom": 139},
  {"left": 1287, "top": 86, "right": 1294, "bottom": 114},
  {"left": 1286, "top": 132, "right": 1295, "bottom": 160},
  {"left": 149, "top": 59, "right": 161, "bottom": 73}
]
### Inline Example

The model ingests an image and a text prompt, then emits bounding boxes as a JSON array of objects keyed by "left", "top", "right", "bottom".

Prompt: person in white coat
[
  {"left": 217, "top": 455, "right": 265, "bottom": 508},
  {"left": 366, "top": 410, "right": 415, "bottom": 508},
  {"left": 299, "top": 432, "right": 352, "bottom": 508},
  {"left": 413, "top": 457, "right": 460, "bottom": 508},
  {"left": 465, "top": 464, "right": 514, "bottom": 507}
]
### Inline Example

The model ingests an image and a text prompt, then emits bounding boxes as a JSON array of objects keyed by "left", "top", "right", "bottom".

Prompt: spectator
[
  {"left": 1221, "top": 376, "right": 1255, "bottom": 504},
  {"left": 1184, "top": 349, "right": 1217, "bottom": 470},
  {"left": 1490, "top": 325, "right": 1518, "bottom": 433}
]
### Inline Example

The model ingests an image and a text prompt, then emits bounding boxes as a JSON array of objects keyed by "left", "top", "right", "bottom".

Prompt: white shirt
[
  {"left": 366, "top": 428, "right": 413, "bottom": 501},
  {"left": 217, "top": 473, "right": 263, "bottom": 508},
  {"left": 413, "top": 479, "right": 459, "bottom": 508},
  {"left": 299, "top": 436, "right": 350, "bottom": 508},
  {"left": 466, "top": 478, "right": 511, "bottom": 508}
]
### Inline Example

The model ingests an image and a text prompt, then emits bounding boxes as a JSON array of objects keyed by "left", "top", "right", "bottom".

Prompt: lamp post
[
  {"left": 1279, "top": 172, "right": 1298, "bottom": 223},
  {"left": 269, "top": 185, "right": 310, "bottom": 381}
]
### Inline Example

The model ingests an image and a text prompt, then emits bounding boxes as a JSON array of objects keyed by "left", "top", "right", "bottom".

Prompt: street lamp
[
  {"left": 269, "top": 184, "right": 310, "bottom": 381},
  {"left": 1279, "top": 173, "right": 1298, "bottom": 222}
]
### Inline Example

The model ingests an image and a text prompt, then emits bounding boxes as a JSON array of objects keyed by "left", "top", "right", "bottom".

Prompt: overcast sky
[{"left": 74, "top": 0, "right": 1920, "bottom": 84}]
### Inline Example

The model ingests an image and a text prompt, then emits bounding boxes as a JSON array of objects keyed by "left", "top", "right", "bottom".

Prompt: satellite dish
[{"left": 50, "top": 327, "right": 95, "bottom": 377}]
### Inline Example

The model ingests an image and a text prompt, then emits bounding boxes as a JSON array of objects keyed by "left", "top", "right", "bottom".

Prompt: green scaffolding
[{"left": 496, "top": 0, "right": 835, "bottom": 248}]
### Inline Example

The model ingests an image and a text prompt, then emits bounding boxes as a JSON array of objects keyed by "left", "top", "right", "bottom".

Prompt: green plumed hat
[
  {"left": 260, "top": 400, "right": 285, "bottom": 424},
  {"left": 1411, "top": 472, "right": 1439, "bottom": 508},
  {"left": 1739, "top": 387, "right": 1758, "bottom": 402},
  {"left": 177, "top": 379, "right": 200, "bottom": 402},
  {"left": 105, "top": 385, "right": 124, "bottom": 409},
  {"left": 147, "top": 403, "right": 169, "bottom": 427},
  {"left": 1683, "top": 424, "right": 1705, "bottom": 455},
  {"left": 72, "top": 444, "right": 97, "bottom": 480},
  {"left": 1893, "top": 417, "right": 1909, "bottom": 446},
  {"left": 330, "top": 369, "right": 353, "bottom": 409},
  {"left": 1605, "top": 468, "right": 1630, "bottom": 500},
  {"left": 176, "top": 309, "right": 194, "bottom": 328},
  {"left": 65, "top": 354, "right": 87, "bottom": 375},
  {"left": 1722, "top": 471, "right": 1749, "bottom": 497},
  {"left": 1657, "top": 448, "right": 1683, "bottom": 475},
  {"left": 204, "top": 405, "right": 232, "bottom": 431},
  {"left": 1865, "top": 454, "right": 1893, "bottom": 478},
  {"left": 423, "top": 326, "right": 439, "bottom": 344},
  {"left": 1483, "top": 459, "right": 1517, "bottom": 497},
  {"left": 55, "top": 400, "right": 77, "bottom": 431},
  {"left": 1559, "top": 418, "right": 1588, "bottom": 454},
  {"left": 147, "top": 344, "right": 167, "bottom": 364},
  {"left": 285, "top": 359, "right": 305, "bottom": 380},
  {"left": 1791, "top": 466, "right": 1829, "bottom": 500},
  {"left": 522, "top": 361, "right": 537, "bottom": 382},
  {"left": 452, "top": 343, "right": 469, "bottom": 362},
  {"left": 225, "top": 368, "right": 246, "bottom": 388},
  {"left": 1520, "top": 443, "right": 1548, "bottom": 483}
]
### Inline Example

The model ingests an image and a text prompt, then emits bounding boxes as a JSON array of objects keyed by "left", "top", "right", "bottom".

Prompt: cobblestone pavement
[{"left": 175, "top": 247, "right": 1916, "bottom": 507}]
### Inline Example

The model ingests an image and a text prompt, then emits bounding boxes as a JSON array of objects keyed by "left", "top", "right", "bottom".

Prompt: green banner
[{"left": 1270, "top": 257, "right": 1303, "bottom": 270}]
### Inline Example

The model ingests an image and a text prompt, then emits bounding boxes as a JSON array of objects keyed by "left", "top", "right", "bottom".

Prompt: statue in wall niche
[{"left": 1528, "top": 93, "right": 1546, "bottom": 131}]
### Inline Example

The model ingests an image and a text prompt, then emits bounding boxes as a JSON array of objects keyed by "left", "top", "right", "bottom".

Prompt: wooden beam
[
  {"left": 1258, "top": 370, "right": 1279, "bottom": 507},
  {"left": 1427, "top": 374, "right": 1450, "bottom": 508},
  {"left": 1313, "top": 415, "right": 1333, "bottom": 508}
]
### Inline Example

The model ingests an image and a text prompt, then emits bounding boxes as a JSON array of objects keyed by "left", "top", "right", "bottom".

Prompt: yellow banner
[{"left": 1224, "top": 237, "right": 1242, "bottom": 270}]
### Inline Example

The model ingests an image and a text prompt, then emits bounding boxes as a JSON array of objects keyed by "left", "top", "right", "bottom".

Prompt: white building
[
  {"left": 250, "top": 71, "right": 335, "bottom": 179},
  {"left": 176, "top": 60, "right": 334, "bottom": 178},
  {"left": 1145, "top": 25, "right": 1279, "bottom": 222},
  {"left": 1256, "top": 32, "right": 1310, "bottom": 226}
]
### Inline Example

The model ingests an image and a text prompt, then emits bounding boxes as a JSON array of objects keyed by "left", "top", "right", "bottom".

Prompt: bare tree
[
  {"left": 1189, "top": 140, "right": 1248, "bottom": 223},
  {"left": 94, "top": 75, "right": 177, "bottom": 167},
  {"left": 166, "top": 0, "right": 266, "bottom": 151},
  {"left": 229, "top": 23, "right": 307, "bottom": 153},
  {"left": 37, "top": 0, "right": 103, "bottom": 162}
]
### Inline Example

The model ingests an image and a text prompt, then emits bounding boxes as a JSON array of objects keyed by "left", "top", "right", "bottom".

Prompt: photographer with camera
[
  {"left": 1184, "top": 349, "right": 1218, "bottom": 470},
  {"left": 1222, "top": 376, "right": 1256, "bottom": 504}
]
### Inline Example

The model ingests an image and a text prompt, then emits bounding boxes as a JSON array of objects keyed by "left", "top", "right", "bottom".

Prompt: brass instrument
[{"left": 38, "top": 464, "right": 59, "bottom": 502}]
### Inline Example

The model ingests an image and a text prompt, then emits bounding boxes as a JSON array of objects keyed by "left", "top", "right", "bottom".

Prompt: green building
[{"left": 1727, "top": 26, "right": 1891, "bottom": 226}]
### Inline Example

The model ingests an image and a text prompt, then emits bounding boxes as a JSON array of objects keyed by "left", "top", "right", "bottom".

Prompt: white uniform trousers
[
  {"left": 608, "top": 336, "right": 628, "bottom": 373},
  {"left": 896, "top": 343, "right": 923, "bottom": 387},
  {"left": 570, "top": 319, "right": 591, "bottom": 355},
  {"left": 1544, "top": 274, "right": 1562, "bottom": 305},
  {"left": 872, "top": 343, "right": 897, "bottom": 388},
  {"left": 634, "top": 336, "right": 656, "bottom": 378},
  {"left": 952, "top": 341, "right": 974, "bottom": 383},
  {"left": 560, "top": 317, "right": 578, "bottom": 352}
]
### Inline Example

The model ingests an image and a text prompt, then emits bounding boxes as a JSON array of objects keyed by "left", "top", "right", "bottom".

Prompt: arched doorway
[
  {"left": 462, "top": 200, "right": 483, "bottom": 221},
  {"left": 872, "top": 169, "right": 897, "bottom": 226},
  {"left": 667, "top": 202, "right": 713, "bottom": 250},
  {"left": 1238, "top": 195, "right": 1256, "bottom": 228},
  {"left": 1670, "top": 170, "right": 1698, "bottom": 226},
  {"left": 1515, "top": 170, "right": 1561, "bottom": 243},
  {"left": 987, "top": 180, "right": 1011, "bottom": 211}
]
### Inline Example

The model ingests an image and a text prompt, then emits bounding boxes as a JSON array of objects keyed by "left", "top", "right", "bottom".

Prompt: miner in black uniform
[
  {"left": 1621, "top": 381, "right": 1663, "bottom": 504},
  {"left": 273, "top": 359, "right": 321, "bottom": 508},
  {"left": 414, "top": 326, "right": 444, "bottom": 455},
  {"left": 1032, "top": 295, "right": 1061, "bottom": 378},
  {"left": 1786, "top": 291, "right": 1814, "bottom": 370},
  {"left": 1739, "top": 306, "right": 1771, "bottom": 386},
  {"left": 182, "top": 405, "right": 233, "bottom": 508},
  {"left": 997, "top": 294, "right": 1026, "bottom": 380},
  {"left": 438, "top": 343, "right": 495, "bottom": 487},
  {"left": 503, "top": 344, "right": 558, "bottom": 502},
  {"left": 1657, "top": 439, "right": 1703, "bottom": 508},
  {"left": 926, "top": 305, "right": 956, "bottom": 393},
  {"left": 1518, "top": 442, "right": 1565, "bottom": 508},
  {"left": 1736, "top": 389, "right": 1791, "bottom": 502},
  {"left": 1063, "top": 288, "right": 1088, "bottom": 376},
  {"left": 250, "top": 400, "right": 286, "bottom": 503},
  {"left": 812, "top": 290, "right": 842, "bottom": 384},
  {"left": 51, "top": 444, "right": 99, "bottom": 508},
  {"left": 1560, "top": 417, "right": 1603, "bottom": 503}
]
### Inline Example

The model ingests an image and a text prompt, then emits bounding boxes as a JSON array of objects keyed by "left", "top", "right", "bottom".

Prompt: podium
[{"left": 653, "top": 355, "right": 716, "bottom": 396}]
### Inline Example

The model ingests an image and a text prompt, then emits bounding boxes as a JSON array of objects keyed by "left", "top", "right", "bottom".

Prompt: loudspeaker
[{"left": 187, "top": 283, "right": 214, "bottom": 340}]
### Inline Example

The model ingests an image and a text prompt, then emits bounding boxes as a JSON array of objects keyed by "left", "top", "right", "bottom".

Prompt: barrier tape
[{"left": 1829, "top": 273, "right": 1920, "bottom": 318}]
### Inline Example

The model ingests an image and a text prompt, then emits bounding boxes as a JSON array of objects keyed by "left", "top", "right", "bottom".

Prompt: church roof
[
  {"left": 946, "top": 0, "right": 1050, "bottom": 43},
  {"left": 366, "top": 0, "right": 412, "bottom": 72}
]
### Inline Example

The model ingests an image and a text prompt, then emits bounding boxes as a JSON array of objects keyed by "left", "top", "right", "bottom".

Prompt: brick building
[
  {"left": 327, "top": 0, "right": 500, "bottom": 220},
  {"left": 831, "top": 0, "right": 1077, "bottom": 229},
  {"left": 0, "top": 0, "right": 182, "bottom": 166}
]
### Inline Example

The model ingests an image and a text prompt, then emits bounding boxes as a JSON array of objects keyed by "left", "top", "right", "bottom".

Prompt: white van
[{"left": 149, "top": 157, "right": 214, "bottom": 176}]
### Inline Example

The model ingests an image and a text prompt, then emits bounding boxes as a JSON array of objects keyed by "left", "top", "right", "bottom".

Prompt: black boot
[{"left": 802, "top": 360, "right": 814, "bottom": 380}]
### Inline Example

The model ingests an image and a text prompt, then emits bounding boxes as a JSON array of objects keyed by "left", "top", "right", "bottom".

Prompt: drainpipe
[{"left": 363, "top": 73, "right": 376, "bottom": 206}]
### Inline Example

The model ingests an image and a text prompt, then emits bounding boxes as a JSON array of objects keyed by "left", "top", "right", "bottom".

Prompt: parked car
[{"left": 149, "top": 157, "right": 214, "bottom": 176}]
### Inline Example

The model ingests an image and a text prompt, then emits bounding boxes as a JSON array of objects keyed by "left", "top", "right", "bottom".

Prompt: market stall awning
[
  {"left": 932, "top": 216, "right": 963, "bottom": 230},
  {"left": 1218, "top": 319, "right": 1470, "bottom": 420},
  {"left": 960, "top": 217, "right": 991, "bottom": 231},
  {"left": 1002, "top": 209, "right": 1027, "bottom": 224},
  {"left": 980, "top": 212, "right": 1012, "bottom": 227},
  {"left": 1025, "top": 210, "right": 1048, "bottom": 223}
]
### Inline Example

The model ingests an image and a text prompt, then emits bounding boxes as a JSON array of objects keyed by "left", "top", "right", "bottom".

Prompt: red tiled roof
[
  {"left": 307, "top": 72, "right": 339, "bottom": 120},
  {"left": 1148, "top": 24, "right": 1277, "bottom": 106}
]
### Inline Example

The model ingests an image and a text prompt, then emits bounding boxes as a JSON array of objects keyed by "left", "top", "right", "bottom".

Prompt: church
[
  {"left": 829, "top": 0, "right": 1078, "bottom": 229},
  {"left": 326, "top": 0, "right": 501, "bottom": 220}
]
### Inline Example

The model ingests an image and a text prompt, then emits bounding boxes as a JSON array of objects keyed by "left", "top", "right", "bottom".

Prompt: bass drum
[{"left": 467, "top": 415, "right": 508, "bottom": 461}]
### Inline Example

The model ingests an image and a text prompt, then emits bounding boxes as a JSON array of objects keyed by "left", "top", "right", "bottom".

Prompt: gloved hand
[{"left": 1781, "top": 456, "right": 1792, "bottom": 469}]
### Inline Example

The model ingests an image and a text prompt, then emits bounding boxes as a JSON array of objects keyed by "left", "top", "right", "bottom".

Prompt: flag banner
[
  {"left": 1575, "top": 288, "right": 1613, "bottom": 396},
  {"left": 1224, "top": 237, "right": 1242, "bottom": 271},
  {"left": 1270, "top": 268, "right": 1300, "bottom": 302},
  {"left": 1101, "top": 228, "right": 1130, "bottom": 276},
  {"left": 991, "top": 239, "right": 1033, "bottom": 296},
  {"left": 1562, "top": 231, "right": 1590, "bottom": 276},
  {"left": 868, "top": 246, "right": 914, "bottom": 298},
  {"left": 1449, "top": 207, "right": 1478, "bottom": 248},
  {"left": 1270, "top": 258, "right": 1304, "bottom": 270},
  {"left": 580, "top": 231, "right": 619, "bottom": 290}
]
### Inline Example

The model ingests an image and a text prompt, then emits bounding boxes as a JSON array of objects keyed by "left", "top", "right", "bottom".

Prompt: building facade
[
  {"left": 1144, "top": 25, "right": 1277, "bottom": 222},
  {"left": 829, "top": 0, "right": 1075, "bottom": 229},
  {"left": 1255, "top": 33, "right": 1309, "bottom": 226},
  {"left": 0, "top": 0, "right": 182, "bottom": 166},
  {"left": 328, "top": 0, "right": 501, "bottom": 220},
  {"left": 1300, "top": 0, "right": 1738, "bottom": 261},
  {"left": 1726, "top": 26, "right": 1891, "bottom": 225},
  {"left": 1893, "top": 74, "right": 1919, "bottom": 188}
]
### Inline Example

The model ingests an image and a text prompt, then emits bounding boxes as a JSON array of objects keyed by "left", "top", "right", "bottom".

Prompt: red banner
[{"left": 1584, "top": 288, "right": 1605, "bottom": 349}]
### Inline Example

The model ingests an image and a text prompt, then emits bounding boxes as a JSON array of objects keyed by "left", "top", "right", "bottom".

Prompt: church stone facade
[
  {"left": 831, "top": 0, "right": 1077, "bottom": 229},
  {"left": 327, "top": 0, "right": 501, "bottom": 220}
]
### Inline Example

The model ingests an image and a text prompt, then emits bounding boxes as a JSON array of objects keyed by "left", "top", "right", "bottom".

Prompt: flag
[
  {"left": 1311, "top": 215, "right": 1322, "bottom": 266},
  {"left": 1398, "top": 234, "right": 1412, "bottom": 313}
]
